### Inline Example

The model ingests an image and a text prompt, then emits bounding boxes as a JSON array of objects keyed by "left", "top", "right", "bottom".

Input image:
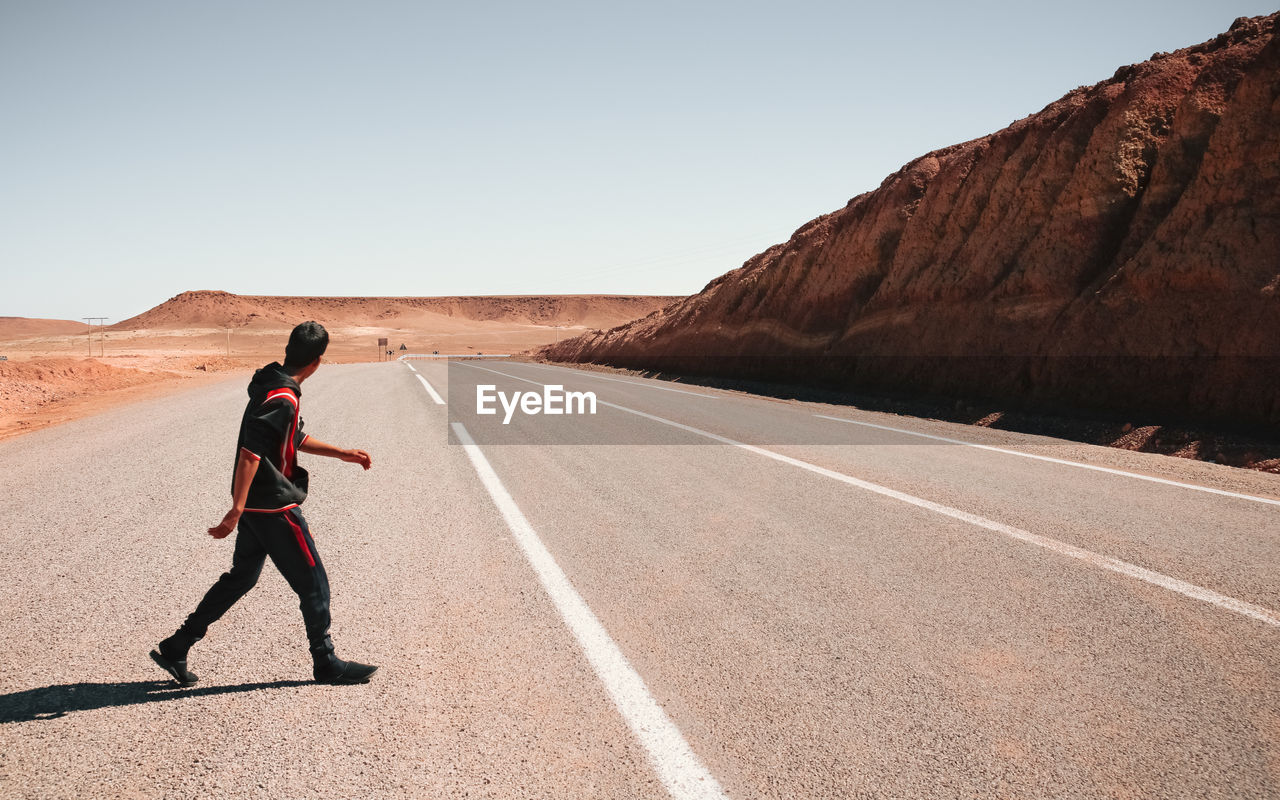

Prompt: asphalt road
[{"left": 1, "top": 359, "right": 1276, "bottom": 799}]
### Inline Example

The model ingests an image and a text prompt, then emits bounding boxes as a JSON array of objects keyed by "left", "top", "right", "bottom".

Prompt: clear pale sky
[{"left": 2, "top": 1, "right": 1274, "bottom": 322}]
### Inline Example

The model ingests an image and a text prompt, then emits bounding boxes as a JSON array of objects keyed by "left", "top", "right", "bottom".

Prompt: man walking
[{"left": 151, "top": 321, "right": 378, "bottom": 686}]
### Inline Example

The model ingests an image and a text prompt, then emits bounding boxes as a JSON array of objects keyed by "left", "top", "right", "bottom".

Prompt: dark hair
[{"left": 284, "top": 321, "right": 329, "bottom": 369}]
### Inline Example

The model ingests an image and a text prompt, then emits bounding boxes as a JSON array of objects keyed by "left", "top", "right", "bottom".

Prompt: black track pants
[{"left": 173, "top": 507, "right": 336, "bottom": 668}]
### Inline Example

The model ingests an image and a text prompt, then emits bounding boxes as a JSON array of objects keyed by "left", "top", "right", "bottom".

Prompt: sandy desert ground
[{"left": 0, "top": 292, "right": 678, "bottom": 441}]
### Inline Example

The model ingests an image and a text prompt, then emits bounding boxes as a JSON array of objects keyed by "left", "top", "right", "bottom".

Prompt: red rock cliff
[{"left": 541, "top": 14, "right": 1280, "bottom": 428}]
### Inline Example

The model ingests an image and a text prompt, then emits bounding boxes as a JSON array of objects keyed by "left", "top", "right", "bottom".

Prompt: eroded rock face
[{"left": 541, "top": 14, "right": 1280, "bottom": 428}]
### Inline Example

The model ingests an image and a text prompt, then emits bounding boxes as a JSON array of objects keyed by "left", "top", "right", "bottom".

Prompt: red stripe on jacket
[{"left": 262, "top": 388, "right": 300, "bottom": 479}]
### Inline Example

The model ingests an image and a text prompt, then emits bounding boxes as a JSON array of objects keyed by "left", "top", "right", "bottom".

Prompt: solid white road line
[
  {"left": 814, "top": 414, "right": 1280, "bottom": 508},
  {"left": 406, "top": 363, "right": 417, "bottom": 372},
  {"left": 414, "top": 373, "right": 445, "bottom": 405},
  {"left": 451, "top": 422, "right": 728, "bottom": 800},
  {"left": 517, "top": 361, "right": 720, "bottom": 399},
  {"left": 457, "top": 363, "right": 1280, "bottom": 630}
]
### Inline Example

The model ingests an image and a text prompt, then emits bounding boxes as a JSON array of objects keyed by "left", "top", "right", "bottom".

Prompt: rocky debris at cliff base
[{"left": 538, "top": 359, "right": 1279, "bottom": 473}]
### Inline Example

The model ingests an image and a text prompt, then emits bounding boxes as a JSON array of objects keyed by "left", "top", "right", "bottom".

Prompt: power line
[{"left": 83, "top": 317, "right": 107, "bottom": 358}]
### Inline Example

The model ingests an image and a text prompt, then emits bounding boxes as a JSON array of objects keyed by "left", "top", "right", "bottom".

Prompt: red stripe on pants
[{"left": 283, "top": 512, "right": 316, "bottom": 568}]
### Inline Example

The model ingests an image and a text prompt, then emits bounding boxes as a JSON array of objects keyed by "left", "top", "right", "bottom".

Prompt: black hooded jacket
[{"left": 234, "top": 362, "right": 309, "bottom": 512}]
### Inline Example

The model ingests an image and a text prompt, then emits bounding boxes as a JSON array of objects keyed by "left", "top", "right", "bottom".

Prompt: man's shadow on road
[{"left": 0, "top": 679, "right": 313, "bottom": 724}]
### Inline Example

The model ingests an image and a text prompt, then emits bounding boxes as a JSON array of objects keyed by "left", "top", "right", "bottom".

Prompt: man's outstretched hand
[
  {"left": 341, "top": 449, "right": 373, "bottom": 470},
  {"left": 209, "top": 509, "right": 241, "bottom": 539},
  {"left": 300, "top": 437, "right": 371, "bottom": 469}
]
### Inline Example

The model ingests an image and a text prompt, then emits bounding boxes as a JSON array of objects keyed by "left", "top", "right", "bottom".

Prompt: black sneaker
[
  {"left": 314, "top": 659, "right": 378, "bottom": 685},
  {"left": 150, "top": 648, "right": 199, "bottom": 686}
]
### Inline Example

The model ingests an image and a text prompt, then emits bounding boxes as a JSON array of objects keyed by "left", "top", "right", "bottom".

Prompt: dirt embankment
[
  {"left": 0, "top": 356, "right": 247, "bottom": 441},
  {"left": 540, "top": 15, "right": 1280, "bottom": 436}
]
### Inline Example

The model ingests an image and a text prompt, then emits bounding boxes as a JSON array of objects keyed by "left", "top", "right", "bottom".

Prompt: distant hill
[
  {"left": 0, "top": 317, "right": 90, "bottom": 339},
  {"left": 113, "top": 290, "right": 683, "bottom": 332}
]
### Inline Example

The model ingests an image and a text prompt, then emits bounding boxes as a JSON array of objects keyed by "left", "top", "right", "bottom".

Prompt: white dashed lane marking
[
  {"left": 459, "top": 362, "right": 1280, "bottom": 630},
  {"left": 814, "top": 414, "right": 1280, "bottom": 508}
]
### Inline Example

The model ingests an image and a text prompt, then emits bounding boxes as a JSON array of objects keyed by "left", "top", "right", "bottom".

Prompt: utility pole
[{"left": 83, "top": 317, "right": 107, "bottom": 358}]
